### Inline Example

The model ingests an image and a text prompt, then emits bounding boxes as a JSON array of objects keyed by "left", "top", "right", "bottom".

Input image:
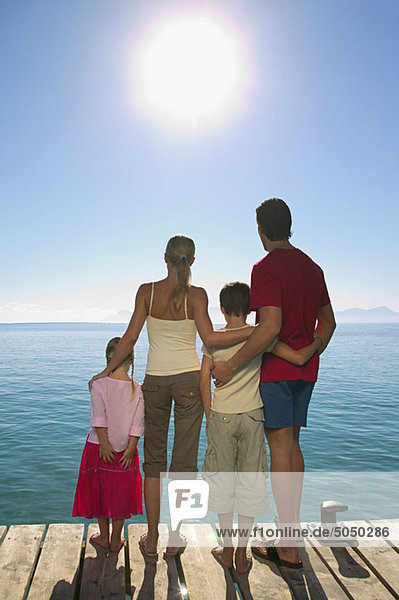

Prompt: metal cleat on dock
[
  {"left": 308, "top": 500, "right": 357, "bottom": 546},
  {"left": 320, "top": 500, "right": 348, "bottom": 523}
]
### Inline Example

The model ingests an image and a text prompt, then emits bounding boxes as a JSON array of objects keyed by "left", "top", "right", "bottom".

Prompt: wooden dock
[{"left": 0, "top": 522, "right": 398, "bottom": 599}]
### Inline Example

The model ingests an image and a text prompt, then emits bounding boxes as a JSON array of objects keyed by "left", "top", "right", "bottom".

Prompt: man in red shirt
[{"left": 212, "top": 198, "right": 336, "bottom": 568}]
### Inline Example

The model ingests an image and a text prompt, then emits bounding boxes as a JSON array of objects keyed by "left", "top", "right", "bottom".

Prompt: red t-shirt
[{"left": 250, "top": 248, "right": 330, "bottom": 382}]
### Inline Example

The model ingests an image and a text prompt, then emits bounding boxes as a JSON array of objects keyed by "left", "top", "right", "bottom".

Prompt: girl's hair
[
  {"left": 105, "top": 337, "right": 135, "bottom": 398},
  {"left": 165, "top": 234, "right": 195, "bottom": 310}
]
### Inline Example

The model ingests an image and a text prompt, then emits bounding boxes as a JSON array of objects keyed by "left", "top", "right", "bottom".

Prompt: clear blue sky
[{"left": 1, "top": 0, "right": 398, "bottom": 322}]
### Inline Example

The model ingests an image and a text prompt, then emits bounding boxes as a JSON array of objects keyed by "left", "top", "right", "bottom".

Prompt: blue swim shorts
[{"left": 259, "top": 380, "right": 315, "bottom": 428}]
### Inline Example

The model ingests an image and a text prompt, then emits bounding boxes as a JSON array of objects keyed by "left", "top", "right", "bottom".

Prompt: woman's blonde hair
[
  {"left": 165, "top": 234, "right": 195, "bottom": 310},
  {"left": 105, "top": 337, "right": 135, "bottom": 398}
]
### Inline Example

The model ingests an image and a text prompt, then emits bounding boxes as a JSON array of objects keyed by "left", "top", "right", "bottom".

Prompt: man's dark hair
[
  {"left": 220, "top": 282, "right": 250, "bottom": 317},
  {"left": 256, "top": 198, "right": 292, "bottom": 240}
]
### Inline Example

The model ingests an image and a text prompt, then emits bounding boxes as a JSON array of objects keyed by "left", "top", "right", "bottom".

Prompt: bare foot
[
  {"left": 139, "top": 532, "right": 158, "bottom": 560},
  {"left": 110, "top": 539, "right": 125, "bottom": 553},
  {"left": 165, "top": 532, "right": 187, "bottom": 556},
  {"left": 90, "top": 533, "right": 110, "bottom": 550},
  {"left": 211, "top": 546, "right": 233, "bottom": 569},
  {"left": 234, "top": 547, "right": 252, "bottom": 575}
]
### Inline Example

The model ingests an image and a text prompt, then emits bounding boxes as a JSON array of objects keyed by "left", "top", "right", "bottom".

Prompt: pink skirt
[{"left": 72, "top": 441, "right": 143, "bottom": 519}]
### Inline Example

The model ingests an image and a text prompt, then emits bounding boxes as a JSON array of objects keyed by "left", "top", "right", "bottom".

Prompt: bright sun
[{"left": 134, "top": 16, "right": 244, "bottom": 125}]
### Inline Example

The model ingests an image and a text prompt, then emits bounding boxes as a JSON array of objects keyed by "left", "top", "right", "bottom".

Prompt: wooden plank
[
  {"left": 370, "top": 519, "right": 399, "bottom": 552},
  {"left": 180, "top": 524, "right": 237, "bottom": 600},
  {"left": 128, "top": 523, "right": 182, "bottom": 600},
  {"left": 307, "top": 525, "right": 395, "bottom": 599},
  {"left": 0, "top": 524, "right": 45, "bottom": 600},
  {"left": 242, "top": 546, "right": 293, "bottom": 600},
  {"left": 0, "top": 527, "right": 7, "bottom": 544},
  {"left": 250, "top": 524, "right": 347, "bottom": 600},
  {"left": 351, "top": 521, "right": 399, "bottom": 596},
  {"left": 191, "top": 524, "right": 237, "bottom": 599},
  {"left": 27, "top": 523, "right": 84, "bottom": 600},
  {"left": 79, "top": 523, "right": 126, "bottom": 600}
]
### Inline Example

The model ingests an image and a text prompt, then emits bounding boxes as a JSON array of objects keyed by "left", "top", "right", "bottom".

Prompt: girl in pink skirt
[{"left": 73, "top": 337, "right": 144, "bottom": 552}]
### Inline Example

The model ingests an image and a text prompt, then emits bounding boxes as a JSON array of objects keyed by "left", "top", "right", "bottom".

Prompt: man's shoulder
[
  {"left": 252, "top": 254, "right": 272, "bottom": 273},
  {"left": 295, "top": 249, "right": 324, "bottom": 273}
]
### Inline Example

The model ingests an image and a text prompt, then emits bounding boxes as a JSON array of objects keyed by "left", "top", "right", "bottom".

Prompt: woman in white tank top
[{"left": 89, "top": 235, "right": 252, "bottom": 559}]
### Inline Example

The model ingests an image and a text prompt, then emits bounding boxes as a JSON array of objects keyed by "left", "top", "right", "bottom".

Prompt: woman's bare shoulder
[
  {"left": 135, "top": 283, "right": 153, "bottom": 306},
  {"left": 188, "top": 285, "right": 208, "bottom": 303},
  {"left": 137, "top": 282, "right": 152, "bottom": 293}
]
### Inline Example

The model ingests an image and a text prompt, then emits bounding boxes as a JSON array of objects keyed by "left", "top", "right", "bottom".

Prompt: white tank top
[{"left": 145, "top": 283, "right": 200, "bottom": 376}]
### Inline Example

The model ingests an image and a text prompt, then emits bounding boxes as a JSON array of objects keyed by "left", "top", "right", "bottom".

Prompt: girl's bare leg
[
  {"left": 91, "top": 517, "right": 110, "bottom": 548},
  {"left": 143, "top": 476, "right": 161, "bottom": 552},
  {"left": 111, "top": 519, "right": 125, "bottom": 552}
]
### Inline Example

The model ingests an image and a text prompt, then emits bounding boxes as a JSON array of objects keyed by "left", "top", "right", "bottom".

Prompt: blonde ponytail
[{"left": 165, "top": 235, "right": 195, "bottom": 311}]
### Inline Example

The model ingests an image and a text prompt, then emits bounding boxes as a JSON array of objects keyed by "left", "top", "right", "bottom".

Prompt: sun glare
[{"left": 134, "top": 15, "right": 245, "bottom": 126}]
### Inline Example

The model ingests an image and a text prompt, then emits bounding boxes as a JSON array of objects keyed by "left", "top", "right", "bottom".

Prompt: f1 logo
[{"left": 168, "top": 480, "right": 209, "bottom": 531}]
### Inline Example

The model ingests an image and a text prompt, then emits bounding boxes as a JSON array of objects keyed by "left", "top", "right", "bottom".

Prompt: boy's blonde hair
[
  {"left": 165, "top": 234, "right": 195, "bottom": 311},
  {"left": 105, "top": 337, "right": 135, "bottom": 398}
]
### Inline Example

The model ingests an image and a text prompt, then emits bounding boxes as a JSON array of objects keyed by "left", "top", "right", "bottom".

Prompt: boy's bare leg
[
  {"left": 91, "top": 517, "right": 110, "bottom": 549},
  {"left": 213, "top": 512, "right": 234, "bottom": 567},
  {"left": 143, "top": 476, "right": 160, "bottom": 552},
  {"left": 265, "top": 426, "right": 301, "bottom": 564},
  {"left": 235, "top": 514, "right": 253, "bottom": 573},
  {"left": 110, "top": 519, "right": 125, "bottom": 552}
]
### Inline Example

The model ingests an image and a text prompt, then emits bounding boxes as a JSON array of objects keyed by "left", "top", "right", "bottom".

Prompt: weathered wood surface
[
  {"left": 27, "top": 523, "right": 84, "bottom": 600},
  {"left": 0, "top": 524, "right": 45, "bottom": 600},
  {"left": 181, "top": 523, "right": 237, "bottom": 600},
  {"left": 371, "top": 518, "right": 399, "bottom": 552},
  {"left": 306, "top": 524, "right": 396, "bottom": 600},
  {"left": 128, "top": 522, "right": 182, "bottom": 599},
  {"left": 352, "top": 520, "right": 399, "bottom": 596},
  {"left": 253, "top": 525, "right": 347, "bottom": 600},
  {"left": 80, "top": 523, "right": 126, "bottom": 600},
  {"left": 0, "top": 522, "right": 398, "bottom": 599},
  {"left": 0, "top": 527, "right": 6, "bottom": 544}
]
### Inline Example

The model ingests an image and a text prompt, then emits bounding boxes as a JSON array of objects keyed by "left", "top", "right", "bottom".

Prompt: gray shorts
[{"left": 202, "top": 407, "right": 269, "bottom": 515}]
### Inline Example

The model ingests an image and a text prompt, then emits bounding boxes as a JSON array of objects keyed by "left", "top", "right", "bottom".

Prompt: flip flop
[
  {"left": 89, "top": 533, "right": 110, "bottom": 551},
  {"left": 139, "top": 533, "right": 158, "bottom": 561},
  {"left": 234, "top": 553, "right": 253, "bottom": 575},
  {"left": 163, "top": 533, "right": 188, "bottom": 558},
  {"left": 252, "top": 544, "right": 303, "bottom": 569},
  {"left": 211, "top": 546, "right": 233, "bottom": 569}
]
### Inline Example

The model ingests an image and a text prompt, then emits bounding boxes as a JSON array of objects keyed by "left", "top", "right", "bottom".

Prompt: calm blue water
[{"left": 0, "top": 323, "right": 398, "bottom": 525}]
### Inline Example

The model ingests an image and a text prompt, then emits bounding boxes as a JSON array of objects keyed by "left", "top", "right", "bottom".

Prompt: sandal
[
  {"left": 252, "top": 544, "right": 302, "bottom": 569},
  {"left": 139, "top": 533, "right": 158, "bottom": 561}
]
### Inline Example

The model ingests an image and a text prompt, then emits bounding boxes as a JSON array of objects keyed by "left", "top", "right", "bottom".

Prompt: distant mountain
[
  {"left": 102, "top": 310, "right": 131, "bottom": 323},
  {"left": 335, "top": 306, "right": 399, "bottom": 323},
  {"left": 101, "top": 306, "right": 399, "bottom": 324}
]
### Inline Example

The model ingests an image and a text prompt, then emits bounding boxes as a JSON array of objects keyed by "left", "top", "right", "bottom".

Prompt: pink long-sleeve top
[{"left": 87, "top": 377, "right": 145, "bottom": 452}]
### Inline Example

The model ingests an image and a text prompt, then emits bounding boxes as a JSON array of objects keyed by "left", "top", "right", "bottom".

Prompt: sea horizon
[{"left": 0, "top": 322, "right": 398, "bottom": 525}]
